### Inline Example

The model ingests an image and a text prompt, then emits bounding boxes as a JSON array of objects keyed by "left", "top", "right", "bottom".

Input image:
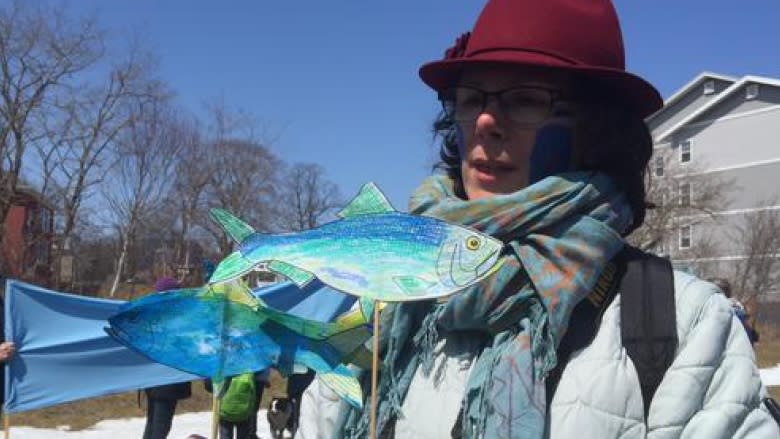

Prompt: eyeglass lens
[{"left": 442, "top": 86, "right": 554, "bottom": 124}]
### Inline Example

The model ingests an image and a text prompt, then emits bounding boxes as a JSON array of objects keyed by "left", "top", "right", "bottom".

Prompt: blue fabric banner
[{"left": 4, "top": 279, "right": 354, "bottom": 413}]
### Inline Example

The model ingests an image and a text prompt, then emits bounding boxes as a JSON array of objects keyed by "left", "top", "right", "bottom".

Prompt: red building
[{"left": 1, "top": 186, "right": 54, "bottom": 286}]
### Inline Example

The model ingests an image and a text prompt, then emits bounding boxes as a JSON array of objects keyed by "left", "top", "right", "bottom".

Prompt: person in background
[
  {"left": 246, "top": 368, "right": 271, "bottom": 439},
  {"left": 285, "top": 369, "right": 315, "bottom": 436},
  {"left": 0, "top": 341, "right": 14, "bottom": 362},
  {"left": 142, "top": 277, "right": 193, "bottom": 439},
  {"left": 709, "top": 277, "right": 760, "bottom": 345},
  {"left": 296, "top": 0, "right": 779, "bottom": 438}
]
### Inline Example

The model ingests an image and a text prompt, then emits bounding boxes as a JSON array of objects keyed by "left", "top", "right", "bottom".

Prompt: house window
[
  {"left": 24, "top": 208, "right": 36, "bottom": 233},
  {"left": 679, "top": 182, "right": 691, "bottom": 206},
  {"left": 654, "top": 156, "right": 664, "bottom": 177},
  {"left": 40, "top": 208, "right": 52, "bottom": 234},
  {"left": 680, "top": 225, "right": 692, "bottom": 249},
  {"left": 746, "top": 84, "right": 759, "bottom": 100},
  {"left": 703, "top": 80, "right": 715, "bottom": 95},
  {"left": 35, "top": 241, "right": 49, "bottom": 265},
  {"left": 679, "top": 140, "right": 691, "bottom": 163}
]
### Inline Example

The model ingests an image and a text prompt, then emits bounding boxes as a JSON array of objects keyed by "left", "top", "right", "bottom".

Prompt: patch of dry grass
[
  {"left": 754, "top": 323, "right": 780, "bottom": 401},
  {"left": 6, "top": 370, "right": 288, "bottom": 430}
]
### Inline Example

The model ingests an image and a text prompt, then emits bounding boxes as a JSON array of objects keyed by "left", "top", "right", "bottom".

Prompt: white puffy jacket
[{"left": 296, "top": 271, "right": 780, "bottom": 438}]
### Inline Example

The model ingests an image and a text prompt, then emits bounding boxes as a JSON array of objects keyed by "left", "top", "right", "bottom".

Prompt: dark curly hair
[{"left": 432, "top": 80, "right": 653, "bottom": 236}]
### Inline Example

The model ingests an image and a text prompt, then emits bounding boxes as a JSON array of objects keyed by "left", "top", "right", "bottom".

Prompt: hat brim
[{"left": 419, "top": 51, "right": 662, "bottom": 119}]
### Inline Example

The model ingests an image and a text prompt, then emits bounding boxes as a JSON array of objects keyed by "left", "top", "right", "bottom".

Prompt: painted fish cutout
[
  {"left": 106, "top": 284, "right": 372, "bottom": 408},
  {"left": 208, "top": 182, "right": 504, "bottom": 303}
]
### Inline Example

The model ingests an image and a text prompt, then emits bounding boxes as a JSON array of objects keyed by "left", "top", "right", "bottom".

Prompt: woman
[{"left": 297, "top": 0, "right": 779, "bottom": 438}]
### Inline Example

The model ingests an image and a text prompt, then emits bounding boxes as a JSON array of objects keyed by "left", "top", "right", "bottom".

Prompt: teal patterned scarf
[{"left": 339, "top": 171, "right": 632, "bottom": 439}]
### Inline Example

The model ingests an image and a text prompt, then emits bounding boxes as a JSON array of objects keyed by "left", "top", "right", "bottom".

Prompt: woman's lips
[{"left": 471, "top": 161, "right": 516, "bottom": 182}]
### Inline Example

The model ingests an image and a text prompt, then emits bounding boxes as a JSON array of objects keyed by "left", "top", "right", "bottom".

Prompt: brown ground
[{"left": 5, "top": 369, "right": 287, "bottom": 430}]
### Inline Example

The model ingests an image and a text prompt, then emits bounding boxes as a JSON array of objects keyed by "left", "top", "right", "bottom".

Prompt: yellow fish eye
[{"left": 465, "top": 236, "right": 481, "bottom": 250}]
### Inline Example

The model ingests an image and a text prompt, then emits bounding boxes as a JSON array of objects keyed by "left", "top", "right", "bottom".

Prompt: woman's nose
[{"left": 474, "top": 101, "right": 505, "bottom": 139}]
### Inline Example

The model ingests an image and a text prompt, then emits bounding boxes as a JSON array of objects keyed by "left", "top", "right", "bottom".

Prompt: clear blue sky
[{"left": 63, "top": 0, "right": 780, "bottom": 211}]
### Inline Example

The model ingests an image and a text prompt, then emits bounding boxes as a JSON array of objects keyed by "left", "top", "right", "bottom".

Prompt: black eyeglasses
[{"left": 439, "top": 85, "right": 568, "bottom": 125}]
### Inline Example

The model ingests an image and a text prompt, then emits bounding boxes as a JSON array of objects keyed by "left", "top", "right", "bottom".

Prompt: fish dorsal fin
[
  {"left": 337, "top": 182, "right": 395, "bottom": 218},
  {"left": 209, "top": 208, "right": 255, "bottom": 243},
  {"left": 267, "top": 260, "right": 316, "bottom": 288}
]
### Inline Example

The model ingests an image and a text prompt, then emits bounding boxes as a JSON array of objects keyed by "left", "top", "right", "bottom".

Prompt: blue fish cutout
[
  {"left": 209, "top": 182, "right": 505, "bottom": 309},
  {"left": 106, "top": 285, "right": 370, "bottom": 408}
]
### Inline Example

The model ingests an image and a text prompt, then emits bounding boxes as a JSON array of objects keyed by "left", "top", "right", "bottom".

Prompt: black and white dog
[{"left": 267, "top": 397, "right": 293, "bottom": 439}]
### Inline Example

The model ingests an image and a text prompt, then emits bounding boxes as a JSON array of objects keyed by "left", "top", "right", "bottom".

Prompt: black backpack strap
[
  {"left": 763, "top": 397, "right": 780, "bottom": 426},
  {"left": 619, "top": 245, "right": 678, "bottom": 417},
  {"left": 545, "top": 262, "right": 622, "bottom": 405}
]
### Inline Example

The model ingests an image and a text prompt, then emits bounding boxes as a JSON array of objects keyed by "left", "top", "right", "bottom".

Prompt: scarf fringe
[{"left": 413, "top": 308, "right": 441, "bottom": 377}]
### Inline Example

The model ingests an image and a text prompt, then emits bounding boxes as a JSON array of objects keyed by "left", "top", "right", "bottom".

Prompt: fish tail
[{"left": 209, "top": 251, "right": 258, "bottom": 284}]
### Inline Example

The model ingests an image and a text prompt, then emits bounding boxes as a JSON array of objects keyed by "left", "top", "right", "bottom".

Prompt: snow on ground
[
  {"left": 5, "top": 409, "right": 292, "bottom": 439},
  {"left": 761, "top": 364, "right": 780, "bottom": 387}
]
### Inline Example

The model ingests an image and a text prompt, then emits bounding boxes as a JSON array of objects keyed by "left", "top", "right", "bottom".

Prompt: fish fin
[
  {"left": 393, "top": 276, "right": 436, "bottom": 296},
  {"left": 337, "top": 182, "right": 395, "bottom": 218},
  {"left": 325, "top": 323, "right": 372, "bottom": 355},
  {"left": 267, "top": 260, "right": 316, "bottom": 288},
  {"left": 209, "top": 208, "right": 256, "bottom": 243},
  {"left": 341, "top": 346, "right": 375, "bottom": 371},
  {"left": 317, "top": 366, "right": 363, "bottom": 409},
  {"left": 325, "top": 304, "right": 384, "bottom": 370},
  {"left": 334, "top": 303, "right": 375, "bottom": 329},
  {"left": 209, "top": 279, "right": 260, "bottom": 309},
  {"left": 209, "top": 252, "right": 256, "bottom": 284},
  {"left": 359, "top": 297, "right": 376, "bottom": 321}
]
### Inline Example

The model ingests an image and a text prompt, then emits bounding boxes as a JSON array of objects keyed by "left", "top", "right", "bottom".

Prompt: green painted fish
[{"left": 208, "top": 183, "right": 504, "bottom": 305}]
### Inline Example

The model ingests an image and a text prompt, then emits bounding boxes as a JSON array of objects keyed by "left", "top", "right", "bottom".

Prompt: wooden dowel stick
[
  {"left": 369, "top": 300, "right": 381, "bottom": 439},
  {"left": 211, "top": 393, "right": 219, "bottom": 439}
]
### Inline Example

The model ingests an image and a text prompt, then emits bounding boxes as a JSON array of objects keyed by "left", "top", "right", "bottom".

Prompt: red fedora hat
[{"left": 419, "top": 0, "right": 663, "bottom": 118}]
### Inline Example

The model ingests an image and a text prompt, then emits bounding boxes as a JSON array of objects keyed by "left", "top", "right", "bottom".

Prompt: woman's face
[{"left": 455, "top": 66, "right": 574, "bottom": 200}]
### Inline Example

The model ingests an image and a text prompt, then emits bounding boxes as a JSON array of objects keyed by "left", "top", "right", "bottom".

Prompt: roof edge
[
  {"left": 646, "top": 71, "right": 737, "bottom": 122},
  {"left": 655, "top": 74, "right": 780, "bottom": 142}
]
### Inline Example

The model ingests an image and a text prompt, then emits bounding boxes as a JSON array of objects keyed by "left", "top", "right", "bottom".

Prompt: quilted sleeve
[
  {"left": 647, "top": 273, "right": 780, "bottom": 439},
  {"left": 295, "top": 375, "right": 346, "bottom": 439}
]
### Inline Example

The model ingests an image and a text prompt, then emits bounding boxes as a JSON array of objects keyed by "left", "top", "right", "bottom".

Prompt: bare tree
[
  {"left": 629, "top": 147, "right": 732, "bottom": 256},
  {"left": 102, "top": 100, "right": 182, "bottom": 296},
  {"left": 48, "top": 44, "right": 166, "bottom": 267},
  {"left": 202, "top": 139, "right": 280, "bottom": 257},
  {"left": 186, "top": 101, "right": 282, "bottom": 257},
  {"left": 0, "top": 1, "right": 102, "bottom": 257},
  {"left": 167, "top": 118, "right": 209, "bottom": 270},
  {"left": 730, "top": 202, "right": 780, "bottom": 309},
  {"left": 276, "top": 162, "right": 342, "bottom": 231}
]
